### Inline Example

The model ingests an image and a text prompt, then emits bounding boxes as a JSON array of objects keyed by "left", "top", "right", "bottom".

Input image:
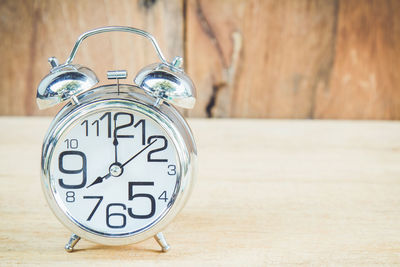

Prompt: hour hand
[{"left": 87, "top": 173, "right": 111, "bottom": 188}]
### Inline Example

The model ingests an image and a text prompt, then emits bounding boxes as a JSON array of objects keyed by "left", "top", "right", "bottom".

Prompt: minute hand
[{"left": 120, "top": 139, "right": 157, "bottom": 168}]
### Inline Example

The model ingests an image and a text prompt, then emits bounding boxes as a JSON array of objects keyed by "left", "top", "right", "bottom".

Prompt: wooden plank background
[{"left": 0, "top": 0, "right": 399, "bottom": 119}]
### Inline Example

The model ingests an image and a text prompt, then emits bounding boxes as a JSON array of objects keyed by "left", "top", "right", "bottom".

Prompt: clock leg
[
  {"left": 64, "top": 233, "right": 81, "bottom": 253},
  {"left": 154, "top": 232, "right": 170, "bottom": 252}
]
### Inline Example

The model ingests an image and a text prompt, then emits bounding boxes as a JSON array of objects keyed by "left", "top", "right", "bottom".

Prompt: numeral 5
[{"left": 127, "top": 182, "right": 155, "bottom": 219}]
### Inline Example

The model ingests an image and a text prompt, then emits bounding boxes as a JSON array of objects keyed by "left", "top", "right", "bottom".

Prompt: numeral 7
[{"left": 83, "top": 196, "right": 103, "bottom": 221}]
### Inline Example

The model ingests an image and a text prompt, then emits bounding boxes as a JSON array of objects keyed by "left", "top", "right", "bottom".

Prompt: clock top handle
[{"left": 65, "top": 26, "right": 171, "bottom": 67}]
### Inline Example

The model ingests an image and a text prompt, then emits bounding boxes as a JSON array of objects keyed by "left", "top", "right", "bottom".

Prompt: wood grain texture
[
  {"left": 185, "top": 0, "right": 400, "bottom": 118},
  {"left": 0, "top": 0, "right": 183, "bottom": 116},
  {"left": 1, "top": 0, "right": 400, "bottom": 118},
  {"left": 1, "top": 118, "right": 400, "bottom": 265},
  {"left": 186, "top": 0, "right": 338, "bottom": 118},
  {"left": 314, "top": 0, "right": 400, "bottom": 119}
]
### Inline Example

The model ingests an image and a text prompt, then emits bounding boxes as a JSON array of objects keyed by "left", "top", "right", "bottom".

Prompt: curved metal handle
[{"left": 65, "top": 26, "right": 171, "bottom": 66}]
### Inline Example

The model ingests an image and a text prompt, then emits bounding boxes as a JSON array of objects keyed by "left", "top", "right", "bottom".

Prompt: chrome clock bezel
[{"left": 41, "top": 85, "right": 197, "bottom": 246}]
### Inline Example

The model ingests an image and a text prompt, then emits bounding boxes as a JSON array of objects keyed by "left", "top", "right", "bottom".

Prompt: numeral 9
[{"left": 58, "top": 151, "right": 87, "bottom": 189}]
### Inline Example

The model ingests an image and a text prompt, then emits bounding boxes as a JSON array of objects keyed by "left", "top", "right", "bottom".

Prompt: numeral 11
[{"left": 81, "top": 112, "right": 111, "bottom": 137}]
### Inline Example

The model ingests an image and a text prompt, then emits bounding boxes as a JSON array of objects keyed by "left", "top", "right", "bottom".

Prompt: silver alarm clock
[{"left": 36, "top": 27, "right": 197, "bottom": 252}]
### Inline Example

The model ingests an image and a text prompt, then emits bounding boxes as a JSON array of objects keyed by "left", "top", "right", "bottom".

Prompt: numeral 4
[{"left": 158, "top": 191, "right": 168, "bottom": 202}]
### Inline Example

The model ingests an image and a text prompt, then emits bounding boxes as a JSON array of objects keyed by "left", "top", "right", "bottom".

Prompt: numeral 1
[
  {"left": 134, "top": 119, "right": 146, "bottom": 145},
  {"left": 100, "top": 112, "right": 112, "bottom": 138}
]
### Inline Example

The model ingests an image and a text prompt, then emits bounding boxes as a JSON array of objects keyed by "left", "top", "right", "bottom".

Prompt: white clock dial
[{"left": 49, "top": 108, "right": 179, "bottom": 236}]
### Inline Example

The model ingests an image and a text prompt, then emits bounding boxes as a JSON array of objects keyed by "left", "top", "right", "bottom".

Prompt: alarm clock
[{"left": 36, "top": 26, "right": 197, "bottom": 253}]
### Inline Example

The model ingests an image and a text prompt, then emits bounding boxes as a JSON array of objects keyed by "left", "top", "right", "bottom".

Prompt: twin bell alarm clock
[{"left": 36, "top": 26, "right": 197, "bottom": 252}]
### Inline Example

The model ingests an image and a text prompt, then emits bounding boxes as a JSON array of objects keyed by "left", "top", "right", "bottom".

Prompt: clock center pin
[{"left": 109, "top": 163, "right": 123, "bottom": 177}]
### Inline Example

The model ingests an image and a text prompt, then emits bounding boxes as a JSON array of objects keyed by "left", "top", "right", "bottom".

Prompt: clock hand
[
  {"left": 113, "top": 119, "right": 119, "bottom": 163},
  {"left": 86, "top": 139, "right": 157, "bottom": 189},
  {"left": 113, "top": 135, "right": 119, "bottom": 163},
  {"left": 86, "top": 173, "right": 111, "bottom": 188},
  {"left": 120, "top": 139, "right": 157, "bottom": 168}
]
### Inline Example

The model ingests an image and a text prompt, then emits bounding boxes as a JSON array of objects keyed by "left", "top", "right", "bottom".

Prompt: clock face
[{"left": 49, "top": 108, "right": 180, "bottom": 236}]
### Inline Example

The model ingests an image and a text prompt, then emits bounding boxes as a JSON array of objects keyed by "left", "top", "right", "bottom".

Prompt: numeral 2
[
  {"left": 147, "top": 136, "right": 168, "bottom": 162},
  {"left": 113, "top": 112, "right": 134, "bottom": 138}
]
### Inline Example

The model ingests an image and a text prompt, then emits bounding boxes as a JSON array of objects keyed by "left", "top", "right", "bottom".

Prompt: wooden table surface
[{"left": 1, "top": 117, "right": 400, "bottom": 266}]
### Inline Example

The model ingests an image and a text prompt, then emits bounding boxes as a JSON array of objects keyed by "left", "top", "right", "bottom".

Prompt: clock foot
[
  {"left": 64, "top": 234, "right": 81, "bottom": 253},
  {"left": 154, "top": 232, "right": 170, "bottom": 252}
]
